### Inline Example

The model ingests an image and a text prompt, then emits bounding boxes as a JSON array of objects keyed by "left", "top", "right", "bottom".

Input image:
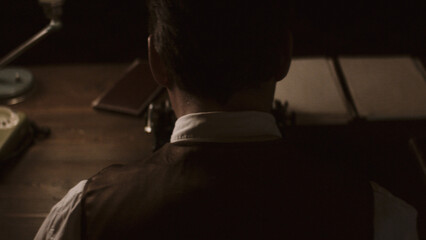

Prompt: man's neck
[{"left": 167, "top": 80, "right": 277, "bottom": 118}]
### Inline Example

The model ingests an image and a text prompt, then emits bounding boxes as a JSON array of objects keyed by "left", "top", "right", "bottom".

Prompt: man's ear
[
  {"left": 275, "top": 31, "right": 293, "bottom": 82},
  {"left": 148, "top": 35, "right": 169, "bottom": 87}
]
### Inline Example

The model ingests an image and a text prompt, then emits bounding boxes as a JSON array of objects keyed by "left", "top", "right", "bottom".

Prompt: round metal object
[{"left": 0, "top": 68, "right": 34, "bottom": 105}]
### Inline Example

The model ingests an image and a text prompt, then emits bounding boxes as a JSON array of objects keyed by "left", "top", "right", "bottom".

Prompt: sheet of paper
[
  {"left": 274, "top": 58, "right": 352, "bottom": 125},
  {"left": 339, "top": 56, "right": 426, "bottom": 120}
]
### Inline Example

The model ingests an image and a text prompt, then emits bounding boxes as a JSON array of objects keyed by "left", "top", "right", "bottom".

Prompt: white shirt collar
[{"left": 170, "top": 111, "right": 282, "bottom": 143}]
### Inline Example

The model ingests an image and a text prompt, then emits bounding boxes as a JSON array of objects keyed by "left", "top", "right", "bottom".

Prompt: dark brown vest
[{"left": 81, "top": 140, "right": 373, "bottom": 239}]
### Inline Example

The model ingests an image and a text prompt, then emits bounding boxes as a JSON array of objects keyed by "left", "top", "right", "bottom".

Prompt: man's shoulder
[
  {"left": 85, "top": 138, "right": 352, "bottom": 187},
  {"left": 81, "top": 140, "right": 375, "bottom": 239},
  {"left": 84, "top": 144, "right": 177, "bottom": 191},
  {"left": 83, "top": 139, "right": 305, "bottom": 196}
]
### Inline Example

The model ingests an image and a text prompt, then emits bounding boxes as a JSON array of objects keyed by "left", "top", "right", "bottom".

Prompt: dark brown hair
[{"left": 148, "top": 0, "right": 290, "bottom": 104}]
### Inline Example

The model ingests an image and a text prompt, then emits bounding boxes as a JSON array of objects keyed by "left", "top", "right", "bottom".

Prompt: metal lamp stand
[{"left": 0, "top": 0, "right": 64, "bottom": 104}]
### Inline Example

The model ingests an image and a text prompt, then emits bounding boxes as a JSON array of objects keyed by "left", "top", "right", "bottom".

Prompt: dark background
[{"left": 0, "top": 0, "right": 425, "bottom": 65}]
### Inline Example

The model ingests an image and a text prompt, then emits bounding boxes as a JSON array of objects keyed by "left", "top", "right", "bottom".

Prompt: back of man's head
[{"left": 148, "top": 0, "right": 291, "bottom": 104}]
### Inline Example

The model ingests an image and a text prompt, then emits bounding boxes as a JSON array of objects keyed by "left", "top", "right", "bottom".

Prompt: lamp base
[{"left": 0, "top": 68, "right": 34, "bottom": 105}]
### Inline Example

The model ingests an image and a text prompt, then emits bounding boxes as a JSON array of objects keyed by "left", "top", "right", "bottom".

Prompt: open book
[
  {"left": 274, "top": 58, "right": 353, "bottom": 125},
  {"left": 338, "top": 56, "right": 426, "bottom": 120},
  {"left": 274, "top": 56, "right": 426, "bottom": 125}
]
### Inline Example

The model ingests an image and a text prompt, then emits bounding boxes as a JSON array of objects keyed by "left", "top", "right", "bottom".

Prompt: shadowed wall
[{"left": 0, "top": 0, "right": 424, "bottom": 65}]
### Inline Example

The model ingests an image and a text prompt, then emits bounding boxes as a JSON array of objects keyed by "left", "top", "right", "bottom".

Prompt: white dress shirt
[{"left": 35, "top": 111, "right": 418, "bottom": 240}]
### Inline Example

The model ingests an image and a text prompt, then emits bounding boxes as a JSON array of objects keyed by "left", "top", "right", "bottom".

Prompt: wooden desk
[
  {"left": 0, "top": 63, "right": 154, "bottom": 239},
  {"left": 0, "top": 62, "right": 425, "bottom": 239}
]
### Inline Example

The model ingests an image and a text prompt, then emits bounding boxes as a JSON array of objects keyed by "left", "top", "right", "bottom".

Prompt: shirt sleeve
[
  {"left": 34, "top": 180, "right": 87, "bottom": 240},
  {"left": 371, "top": 181, "right": 419, "bottom": 240}
]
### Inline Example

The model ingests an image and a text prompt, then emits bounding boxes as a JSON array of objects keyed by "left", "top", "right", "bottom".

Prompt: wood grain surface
[
  {"left": 0, "top": 61, "right": 425, "bottom": 239},
  {"left": 0, "top": 62, "right": 154, "bottom": 239}
]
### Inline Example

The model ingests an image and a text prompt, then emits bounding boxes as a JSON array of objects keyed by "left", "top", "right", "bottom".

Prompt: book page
[
  {"left": 274, "top": 58, "right": 351, "bottom": 125},
  {"left": 339, "top": 56, "right": 426, "bottom": 120}
]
